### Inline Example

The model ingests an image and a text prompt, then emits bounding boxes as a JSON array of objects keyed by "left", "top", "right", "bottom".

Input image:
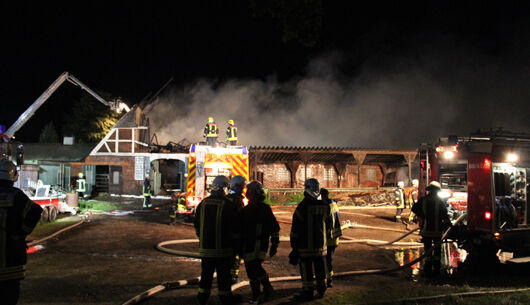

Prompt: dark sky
[{"left": 1, "top": 1, "right": 529, "bottom": 145}]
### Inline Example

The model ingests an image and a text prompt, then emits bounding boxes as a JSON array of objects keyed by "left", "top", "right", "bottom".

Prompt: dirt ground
[{"left": 20, "top": 197, "right": 530, "bottom": 305}]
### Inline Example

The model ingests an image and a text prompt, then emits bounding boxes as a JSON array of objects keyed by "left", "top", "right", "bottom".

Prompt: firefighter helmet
[
  {"left": 0, "top": 160, "right": 18, "bottom": 182},
  {"left": 78, "top": 172, "right": 84, "bottom": 179},
  {"left": 427, "top": 181, "right": 441, "bottom": 190},
  {"left": 304, "top": 178, "right": 320, "bottom": 198},
  {"left": 211, "top": 175, "right": 230, "bottom": 192},
  {"left": 397, "top": 181, "right": 405, "bottom": 188},
  {"left": 208, "top": 117, "right": 214, "bottom": 123},
  {"left": 230, "top": 175, "right": 246, "bottom": 194},
  {"left": 412, "top": 179, "right": 419, "bottom": 187},
  {"left": 228, "top": 119, "right": 234, "bottom": 125},
  {"left": 246, "top": 181, "right": 265, "bottom": 202}
]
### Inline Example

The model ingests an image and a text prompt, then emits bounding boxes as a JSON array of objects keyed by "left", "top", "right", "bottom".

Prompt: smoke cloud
[{"left": 144, "top": 49, "right": 530, "bottom": 148}]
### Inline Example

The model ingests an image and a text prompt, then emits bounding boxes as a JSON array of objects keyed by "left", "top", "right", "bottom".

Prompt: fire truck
[
  {"left": 419, "top": 130, "right": 530, "bottom": 262},
  {"left": 181, "top": 144, "right": 249, "bottom": 218}
]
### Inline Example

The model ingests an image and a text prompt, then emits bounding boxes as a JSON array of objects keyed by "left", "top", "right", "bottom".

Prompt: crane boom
[{"left": 5, "top": 71, "right": 114, "bottom": 138}]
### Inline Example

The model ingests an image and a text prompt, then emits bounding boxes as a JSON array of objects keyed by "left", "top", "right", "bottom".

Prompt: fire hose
[
  {"left": 122, "top": 214, "right": 466, "bottom": 305},
  {"left": 27, "top": 216, "right": 86, "bottom": 247}
]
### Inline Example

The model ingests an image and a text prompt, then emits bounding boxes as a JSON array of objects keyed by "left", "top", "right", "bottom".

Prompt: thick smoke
[{"left": 144, "top": 51, "right": 529, "bottom": 148}]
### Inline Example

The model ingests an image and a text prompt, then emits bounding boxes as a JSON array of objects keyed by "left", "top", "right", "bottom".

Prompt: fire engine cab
[
  {"left": 419, "top": 130, "right": 530, "bottom": 262},
  {"left": 182, "top": 144, "right": 249, "bottom": 218}
]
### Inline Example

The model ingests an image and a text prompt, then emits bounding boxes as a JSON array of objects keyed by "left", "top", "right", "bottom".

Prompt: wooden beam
[
  {"left": 352, "top": 152, "right": 366, "bottom": 187},
  {"left": 285, "top": 161, "right": 301, "bottom": 188},
  {"left": 333, "top": 162, "right": 347, "bottom": 188}
]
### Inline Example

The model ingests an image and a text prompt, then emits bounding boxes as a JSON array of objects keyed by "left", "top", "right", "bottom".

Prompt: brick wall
[{"left": 256, "top": 162, "right": 384, "bottom": 189}]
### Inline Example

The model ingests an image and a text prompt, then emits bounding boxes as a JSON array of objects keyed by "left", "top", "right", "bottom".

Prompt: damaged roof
[{"left": 23, "top": 143, "right": 95, "bottom": 162}]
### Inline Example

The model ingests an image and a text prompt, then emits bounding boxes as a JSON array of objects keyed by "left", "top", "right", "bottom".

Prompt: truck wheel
[
  {"left": 40, "top": 207, "right": 49, "bottom": 223},
  {"left": 48, "top": 206, "right": 57, "bottom": 222}
]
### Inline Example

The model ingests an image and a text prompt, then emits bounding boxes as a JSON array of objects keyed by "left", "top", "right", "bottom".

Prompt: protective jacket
[
  {"left": 194, "top": 191, "right": 240, "bottom": 258},
  {"left": 290, "top": 193, "right": 332, "bottom": 257},
  {"left": 394, "top": 187, "right": 406, "bottom": 209},
  {"left": 203, "top": 123, "right": 219, "bottom": 138},
  {"left": 411, "top": 192, "right": 451, "bottom": 238},
  {"left": 408, "top": 187, "right": 419, "bottom": 206},
  {"left": 326, "top": 200, "right": 342, "bottom": 247},
  {"left": 0, "top": 183, "right": 43, "bottom": 281},
  {"left": 227, "top": 193, "right": 244, "bottom": 212},
  {"left": 76, "top": 178, "right": 86, "bottom": 193},
  {"left": 226, "top": 125, "right": 237, "bottom": 142},
  {"left": 240, "top": 198, "right": 280, "bottom": 261}
]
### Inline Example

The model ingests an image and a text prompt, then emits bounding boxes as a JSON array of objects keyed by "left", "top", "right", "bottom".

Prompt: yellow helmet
[
  {"left": 78, "top": 172, "right": 84, "bottom": 178},
  {"left": 228, "top": 119, "right": 234, "bottom": 125},
  {"left": 208, "top": 117, "right": 214, "bottom": 123}
]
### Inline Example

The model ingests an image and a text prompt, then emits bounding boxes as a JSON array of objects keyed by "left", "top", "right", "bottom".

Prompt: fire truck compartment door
[{"left": 467, "top": 153, "right": 494, "bottom": 232}]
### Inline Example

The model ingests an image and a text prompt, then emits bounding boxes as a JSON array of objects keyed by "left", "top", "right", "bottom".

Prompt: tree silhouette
[{"left": 39, "top": 121, "right": 59, "bottom": 143}]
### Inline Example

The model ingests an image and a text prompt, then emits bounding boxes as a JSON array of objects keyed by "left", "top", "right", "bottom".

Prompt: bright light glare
[
  {"left": 443, "top": 151, "right": 454, "bottom": 159},
  {"left": 507, "top": 153, "right": 518, "bottom": 162},
  {"left": 116, "top": 102, "right": 130, "bottom": 113},
  {"left": 438, "top": 191, "right": 451, "bottom": 199}
]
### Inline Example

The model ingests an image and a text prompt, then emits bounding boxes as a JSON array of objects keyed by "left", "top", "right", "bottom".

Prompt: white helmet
[
  {"left": 427, "top": 181, "right": 441, "bottom": 190},
  {"left": 412, "top": 179, "right": 419, "bottom": 187},
  {"left": 397, "top": 181, "right": 405, "bottom": 188},
  {"left": 0, "top": 160, "right": 18, "bottom": 182}
]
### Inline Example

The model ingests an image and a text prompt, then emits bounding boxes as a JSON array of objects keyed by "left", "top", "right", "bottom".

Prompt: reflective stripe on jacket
[
  {"left": 194, "top": 194, "right": 240, "bottom": 258},
  {"left": 394, "top": 188, "right": 405, "bottom": 208},
  {"left": 408, "top": 187, "right": 418, "bottom": 205},
  {"left": 327, "top": 200, "right": 342, "bottom": 246},
  {"left": 0, "top": 185, "right": 43, "bottom": 281},
  {"left": 204, "top": 123, "right": 219, "bottom": 138},
  {"left": 76, "top": 178, "right": 86, "bottom": 192},
  {"left": 290, "top": 193, "right": 332, "bottom": 257},
  {"left": 226, "top": 125, "right": 237, "bottom": 141}
]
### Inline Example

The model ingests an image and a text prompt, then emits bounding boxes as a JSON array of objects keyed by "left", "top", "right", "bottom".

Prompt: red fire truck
[{"left": 419, "top": 130, "right": 530, "bottom": 262}]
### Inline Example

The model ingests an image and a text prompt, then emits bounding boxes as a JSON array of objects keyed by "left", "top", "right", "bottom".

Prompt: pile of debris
[{"left": 333, "top": 189, "right": 394, "bottom": 207}]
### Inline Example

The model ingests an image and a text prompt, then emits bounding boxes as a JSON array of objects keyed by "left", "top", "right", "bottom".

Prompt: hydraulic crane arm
[{"left": 5, "top": 71, "right": 116, "bottom": 138}]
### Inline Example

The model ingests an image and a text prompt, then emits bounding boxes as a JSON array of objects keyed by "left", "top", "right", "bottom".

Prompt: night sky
[{"left": 1, "top": 1, "right": 529, "bottom": 146}]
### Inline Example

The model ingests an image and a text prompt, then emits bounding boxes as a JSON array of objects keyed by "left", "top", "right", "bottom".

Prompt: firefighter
[
  {"left": 226, "top": 119, "right": 238, "bottom": 146},
  {"left": 142, "top": 177, "right": 152, "bottom": 209},
  {"left": 169, "top": 193, "right": 186, "bottom": 225},
  {"left": 320, "top": 188, "right": 342, "bottom": 288},
  {"left": 203, "top": 117, "right": 219, "bottom": 146},
  {"left": 227, "top": 175, "right": 246, "bottom": 284},
  {"left": 0, "top": 160, "right": 43, "bottom": 305},
  {"left": 194, "top": 175, "right": 241, "bottom": 305},
  {"left": 289, "top": 178, "right": 332, "bottom": 301},
  {"left": 240, "top": 181, "right": 279, "bottom": 303},
  {"left": 394, "top": 181, "right": 406, "bottom": 222},
  {"left": 411, "top": 181, "right": 452, "bottom": 278},
  {"left": 408, "top": 179, "right": 419, "bottom": 223},
  {"left": 76, "top": 172, "right": 86, "bottom": 200}
]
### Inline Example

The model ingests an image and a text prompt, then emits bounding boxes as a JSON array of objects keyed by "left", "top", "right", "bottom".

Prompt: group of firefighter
[
  {"left": 193, "top": 175, "right": 343, "bottom": 304},
  {"left": 203, "top": 117, "right": 238, "bottom": 146}
]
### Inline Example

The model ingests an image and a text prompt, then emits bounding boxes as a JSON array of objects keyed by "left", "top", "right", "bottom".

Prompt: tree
[
  {"left": 62, "top": 92, "right": 124, "bottom": 143},
  {"left": 39, "top": 121, "right": 59, "bottom": 143}
]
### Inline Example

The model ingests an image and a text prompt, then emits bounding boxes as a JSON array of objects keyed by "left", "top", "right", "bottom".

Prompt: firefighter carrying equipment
[
  {"left": 226, "top": 120, "right": 238, "bottom": 145},
  {"left": 0, "top": 182, "right": 43, "bottom": 283}
]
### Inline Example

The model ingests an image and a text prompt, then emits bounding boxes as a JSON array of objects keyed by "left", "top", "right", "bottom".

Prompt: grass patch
[
  {"left": 28, "top": 216, "right": 82, "bottom": 240},
  {"left": 78, "top": 200, "right": 118, "bottom": 212}
]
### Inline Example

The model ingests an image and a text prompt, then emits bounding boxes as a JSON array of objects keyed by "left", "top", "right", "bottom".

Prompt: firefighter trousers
[
  {"left": 245, "top": 259, "right": 273, "bottom": 299},
  {"left": 0, "top": 279, "right": 20, "bottom": 305},
  {"left": 198, "top": 257, "right": 234, "bottom": 304},
  {"left": 422, "top": 237, "right": 442, "bottom": 277},
  {"left": 325, "top": 246, "right": 337, "bottom": 282},
  {"left": 206, "top": 137, "right": 217, "bottom": 146},
  {"left": 299, "top": 256, "right": 327, "bottom": 295},
  {"left": 143, "top": 196, "right": 152, "bottom": 208}
]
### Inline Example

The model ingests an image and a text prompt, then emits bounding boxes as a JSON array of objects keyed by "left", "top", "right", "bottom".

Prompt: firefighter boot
[
  {"left": 197, "top": 291, "right": 210, "bottom": 305},
  {"left": 260, "top": 277, "right": 274, "bottom": 302},
  {"left": 326, "top": 277, "right": 333, "bottom": 288},
  {"left": 249, "top": 280, "right": 261, "bottom": 303}
]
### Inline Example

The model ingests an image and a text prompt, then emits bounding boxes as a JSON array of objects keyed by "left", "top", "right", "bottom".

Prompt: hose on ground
[
  {"left": 123, "top": 215, "right": 463, "bottom": 304},
  {"left": 27, "top": 216, "right": 86, "bottom": 247}
]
